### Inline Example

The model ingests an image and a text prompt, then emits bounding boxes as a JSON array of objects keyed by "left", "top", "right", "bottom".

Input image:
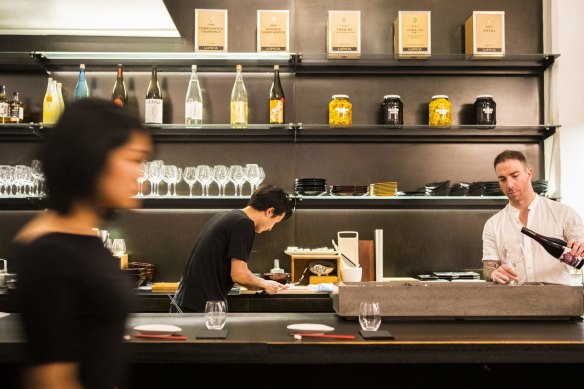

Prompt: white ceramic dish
[
  {"left": 287, "top": 323, "right": 335, "bottom": 334},
  {"left": 133, "top": 324, "right": 182, "bottom": 336}
]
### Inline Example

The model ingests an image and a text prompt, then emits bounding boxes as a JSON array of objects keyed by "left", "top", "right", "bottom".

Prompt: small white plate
[
  {"left": 287, "top": 323, "right": 335, "bottom": 334},
  {"left": 133, "top": 324, "right": 182, "bottom": 336}
]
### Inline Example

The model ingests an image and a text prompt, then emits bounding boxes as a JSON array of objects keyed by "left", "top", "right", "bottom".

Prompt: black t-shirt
[
  {"left": 10, "top": 232, "right": 135, "bottom": 389},
  {"left": 175, "top": 209, "right": 255, "bottom": 312}
]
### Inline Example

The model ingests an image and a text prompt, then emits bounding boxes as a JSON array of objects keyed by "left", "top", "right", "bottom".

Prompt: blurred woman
[{"left": 10, "top": 98, "right": 152, "bottom": 389}]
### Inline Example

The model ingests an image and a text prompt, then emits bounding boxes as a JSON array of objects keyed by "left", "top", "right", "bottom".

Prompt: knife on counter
[{"left": 132, "top": 334, "right": 188, "bottom": 341}]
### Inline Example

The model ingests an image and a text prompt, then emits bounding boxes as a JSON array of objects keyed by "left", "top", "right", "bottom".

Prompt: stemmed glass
[
  {"left": 183, "top": 167, "right": 198, "bottom": 197},
  {"left": 0, "top": 165, "right": 12, "bottom": 196},
  {"left": 13, "top": 165, "right": 30, "bottom": 196},
  {"left": 256, "top": 167, "right": 265, "bottom": 189},
  {"left": 228, "top": 165, "right": 245, "bottom": 196},
  {"left": 173, "top": 167, "right": 182, "bottom": 196},
  {"left": 162, "top": 165, "right": 179, "bottom": 197},
  {"left": 213, "top": 165, "right": 229, "bottom": 196},
  {"left": 502, "top": 238, "right": 526, "bottom": 286},
  {"left": 244, "top": 164, "right": 260, "bottom": 195},
  {"left": 146, "top": 160, "right": 163, "bottom": 196},
  {"left": 196, "top": 165, "right": 212, "bottom": 197},
  {"left": 136, "top": 162, "right": 148, "bottom": 197},
  {"left": 30, "top": 160, "right": 44, "bottom": 197}
]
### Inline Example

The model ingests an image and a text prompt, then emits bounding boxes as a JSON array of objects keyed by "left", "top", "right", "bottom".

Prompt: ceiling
[{"left": 0, "top": 0, "right": 179, "bottom": 37}]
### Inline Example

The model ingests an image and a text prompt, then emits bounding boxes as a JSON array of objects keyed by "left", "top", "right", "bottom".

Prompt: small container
[
  {"left": 381, "top": 95, "right": 403, "bottom": 126},
  {"left": 474, "top": 95, "right": 496, "bottom": 127},
  {"left": 329, "top": 94, "right": 352, "bottom": 127},
  {"left": 429, "top": 95, "right": 452, "bottom": 127}
]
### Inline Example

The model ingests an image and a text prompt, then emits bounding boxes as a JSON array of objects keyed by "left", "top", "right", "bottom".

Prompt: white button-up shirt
[{"left": 482, "top": 195, "right": 584, "bottom": 284}]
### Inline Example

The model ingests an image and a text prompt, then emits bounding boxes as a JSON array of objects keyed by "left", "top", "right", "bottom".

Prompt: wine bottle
[
  {"left": 269, "top": 64, "right": 285, "bottom": 127},
  {"left": 0, "top": 85, "right": 9, "bottom": 124},
  {"left": 230, "top": 64, "right": 248, "bottom": 129},
  {"left": 73, "top": 64, "right": 90, "bottom": 101},
  {"left": 520, "top": 226, "right": 584, "bottom": 269},
  {"left": 112, "top": 64, "right": 128, "bottom": 107},
  {"left": 9, "top": 92, "right": 23, "bottom": 123},
  {"left": 145, "top": 65, "right": 163, "bottom": 124},
  {"left": 185, "top": 64, "right": 203, "bottom": 127},
  {"left": 43, "top": 77, "right": 57, "bottom": 124}
]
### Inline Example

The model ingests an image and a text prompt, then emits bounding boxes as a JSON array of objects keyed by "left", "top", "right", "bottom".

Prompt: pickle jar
[
  {"left": 381, "top": 95, "right": 403, "bottom": 126},
  {"left": 474, "top": 95, "right": 496, "bottom": 127},
  {"left": 429, "top": 95, "right": 452, "bottom": 128},
  {"left": 329, "top": 94, "right": 352, "bottom": 127}
]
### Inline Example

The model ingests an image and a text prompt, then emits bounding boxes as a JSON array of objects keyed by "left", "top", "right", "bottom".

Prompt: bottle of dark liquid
[
  {"left": 520, "top": 226, "right": 584, "bottom": 269},
  {"left": 112, "top": 64, "right": 128, "bottom": 107},
  {"left": 0, "top": 85, "right": 9, "bottom": 124},
  {"left": 9, "top": 92, "right": 24, "bottom": 123},
  {"left": 269, "top": 64, "right": 285, "bottom": 127},
  {"left": 145, "top": 65, "right": 163, "bottom": 124}
]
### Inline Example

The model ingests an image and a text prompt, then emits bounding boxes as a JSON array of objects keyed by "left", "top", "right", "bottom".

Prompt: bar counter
[{"left": 1, "top": 312, "right": 584, "bottom": 387}]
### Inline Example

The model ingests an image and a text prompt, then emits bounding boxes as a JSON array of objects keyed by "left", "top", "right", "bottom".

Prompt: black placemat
[
  {"left": 196, "top": 329, "right": 228, "bottom": 339},
  {"left": 360, "top": 330, "right": 394, "bottom": 340}
]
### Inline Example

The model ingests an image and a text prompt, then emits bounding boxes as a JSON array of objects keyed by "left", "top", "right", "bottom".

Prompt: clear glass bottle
[
  {"left": 269, "top": 64, "right": 285, "bottom": 127},
  {"left": 43, "top": 77, "right": 57, "bottom": 124},
  {"left": 145, "top": 65, "right": 163, "bottom": 124},
  {"left": 230, "top": 64, "right": 248, "bottom": 129},
  {"left": 185, "top": 64, "right": 203, "bottom": 128},
  {"left": 73, "top": 64, "right": 90, "bottom": 101},
  {"left": 0, "top": 85, "right": 9, "bottom": 124},
  {"left": 112, "top": 64, "right": 128, "bottom": 107},
  {"left": 9, "top": 92, "right": 23, "bottom": 123}
]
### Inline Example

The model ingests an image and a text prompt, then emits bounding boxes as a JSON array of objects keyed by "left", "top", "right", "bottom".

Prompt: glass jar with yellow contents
[
  {"left": 429, "top": 95, "right": 452, "bottom": 128},
  {"left": 329, "top": 94, "right": 352, "bottom": 127}
]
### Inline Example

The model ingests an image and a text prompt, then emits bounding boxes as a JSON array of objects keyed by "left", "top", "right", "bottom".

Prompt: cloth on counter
[{"left": 307, "top": 283, "right": 336, "bottom": 293}]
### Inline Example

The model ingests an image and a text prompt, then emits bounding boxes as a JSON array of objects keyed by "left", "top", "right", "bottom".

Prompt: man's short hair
[
  {"left": 493, "top": 150, "right": 528, "bottom": 169},
  {"left": 247, "top": 185, "right": 294, "bottom": 220}
]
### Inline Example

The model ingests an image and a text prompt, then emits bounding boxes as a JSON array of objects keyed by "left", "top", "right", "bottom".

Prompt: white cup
[
  {"left": 359, "top": 301, "right": 381, "bottom": 331},
  {"left": 341, "top": 266, "right": 362, "bottom": 282},
  {"left": 205, "top": 300, "right": 227, "bottom": 330}
]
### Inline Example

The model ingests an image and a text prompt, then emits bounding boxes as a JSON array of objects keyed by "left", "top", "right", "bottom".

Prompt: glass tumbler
[
  {"left": 359, "top": 301, "right": 381, "bottom": 331},
  {"left": 205, "top": 300, "right": 227, "bottom": 330}
]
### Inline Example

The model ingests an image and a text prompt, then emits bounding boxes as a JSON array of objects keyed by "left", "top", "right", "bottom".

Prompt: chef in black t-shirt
[{"left": 175, "top": 185, "right": 294, "bottom": 312}]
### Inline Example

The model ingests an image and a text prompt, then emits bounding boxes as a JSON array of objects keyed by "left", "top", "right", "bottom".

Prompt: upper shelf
[
  {"left": 0, "top": 124, "right": 558, "bottom": 143},
  {"left": 0, "top": 52, "right": 559, "bottom": 75}
]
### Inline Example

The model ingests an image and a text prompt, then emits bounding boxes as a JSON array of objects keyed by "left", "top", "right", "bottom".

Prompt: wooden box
[{"left": 290, "top": 254, "right": 341, "bottom": 284}]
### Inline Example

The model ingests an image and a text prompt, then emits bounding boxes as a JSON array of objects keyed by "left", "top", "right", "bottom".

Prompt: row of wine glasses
[
  {"left": 137, "top": 161, "right": 265, "bottom": 197},
  {"left": 0, "top": 161, "right": 45, "bottom": 197}
]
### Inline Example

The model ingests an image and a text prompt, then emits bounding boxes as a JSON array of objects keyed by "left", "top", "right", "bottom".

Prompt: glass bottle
[
  {"left": 73, "top": 64, "right": 90, "bottom": 101},
  {"left": 0, "top": 85, "right": 9, "bottom": 124},
  {"left": 56, "top": 81, "right": 65, "bottom": 119},
  {"left": 428, "top": 95, "right": 451, "bottom": 128},
  {"left": 43, "top": 77, "right": 57, "bottom": 125},
  {"left": 9, "top": 92, "right": 24, "bottom": 123},
  {"left": 112, "top": 64, "right": 128, "bottom": 107},
  {"left": 145, "top": 65, "right": 163, "bottom": 124},
  {"left": 230, "top": 64, "right": 248, "bottom": 129},
  {"left": 269, "top": 64, "right": 285, "bottom": 127},
  {"left": 521, "top": 227, "right": 584, "bottom": 269},
  {"left": 185, "top": 64, "right": 203, "bottom": 128}
]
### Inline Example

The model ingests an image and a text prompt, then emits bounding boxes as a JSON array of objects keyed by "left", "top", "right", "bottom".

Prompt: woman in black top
[{"left": 10, "top": 98, "right": 152, "bottom": 389}]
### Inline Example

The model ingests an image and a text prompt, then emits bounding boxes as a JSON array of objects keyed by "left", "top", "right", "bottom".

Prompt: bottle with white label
[
  {"left": 230, "top": 64, "right": 248, "bottom": 129},
  {"left": 185, "top": 65, "right": 203, "bottom": 128},
  {"left": 145, "top": 65, "right": 163, "bottom": 124},
  {"left": 0, "top": 85, "right": 9, "bottom": 123}
]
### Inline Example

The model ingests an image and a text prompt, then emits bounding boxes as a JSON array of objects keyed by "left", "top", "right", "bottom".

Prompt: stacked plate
[
  {"left": 448, "top": 182, "right": 470, "bottom": 196},
  {"left": 481, "top": 181, "right": 504, "bottom": 196},
  {"left": 295, "top": 178, "right": 327, "bottom": 196},
  {"left": 330, "top": 185, "right": 368, "bottom": 196},
  {"left": 369, "top": 182, "right": 398, "bottom": 196},
  {"left": 424, "top": 180, "right": 450, "bottom": 196},
  {"left": 532, "top": 180, "right": 548, "bottom": 195}
]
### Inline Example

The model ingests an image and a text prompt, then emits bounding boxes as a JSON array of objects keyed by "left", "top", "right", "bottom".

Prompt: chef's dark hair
[
  {"left": 248, "top": 185, "right": 294, "bottom": 220},
  {"left": 493, "top": 150, "right": 529, "bottom": 169},
  {"left": 41, "top": 98, "right": 146, "bottom": 215}
]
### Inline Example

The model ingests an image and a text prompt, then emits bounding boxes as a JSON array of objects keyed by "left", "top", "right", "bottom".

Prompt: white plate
[
  {"left": 133, "top": 324, "right": 182, "bottom": 336},
  {"left": 287, "top": 323, "right": 335, "bottom": 334}
]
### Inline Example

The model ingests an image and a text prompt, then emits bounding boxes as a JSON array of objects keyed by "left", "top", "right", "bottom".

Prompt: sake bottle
[
  {"left": 112, "top": 64, "right": 128, "bottom": 107},
  {"left": 185, "top": 65, "right": 203, "bottom": 127},
  {"left": 269, "top": 64, "right": 285, "bottom": 127},
  {"left": 145, "top": 65, "right": 163, "bottom": 124},
  {"left": 230, "top": 64, "right": 248, "bottom": 129},
  {"left": 73, "top": 64, "right": 90, "bottom": 101},
  {"left": 43, "top": 77, "right": 57, "bottom": 124}
]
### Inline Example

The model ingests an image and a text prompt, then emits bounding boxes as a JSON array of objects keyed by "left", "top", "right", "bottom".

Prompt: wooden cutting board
[{"left": 359, "top": 240, "right": 375, "bottom": 282}]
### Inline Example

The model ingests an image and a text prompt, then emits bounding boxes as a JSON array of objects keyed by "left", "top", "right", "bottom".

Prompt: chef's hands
[
  {"left": 491, "top": 264, "right": 519, "bottom": 284},
  {"left": 566, "top": 240, "right": 584, "bottom": 257},
  {"left": 262, "top": 280, "right": 287, "bottom": 294}
]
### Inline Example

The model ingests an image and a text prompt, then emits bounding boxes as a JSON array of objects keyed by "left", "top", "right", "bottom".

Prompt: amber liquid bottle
[
  {"left": 269, "top": 64, "right": 285, "bottom": 127},
  {"left": 521, "top": 227, "right": 584, "bottom": 269},
  {"left": 112, "top": 64, "right": 128, "bottom": 107}
]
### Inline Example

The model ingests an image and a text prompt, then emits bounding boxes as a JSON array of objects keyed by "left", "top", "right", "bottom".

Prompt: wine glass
[
  {"left": 205, "top": 300, "right": 227, "bottom": 330},
  {"left": 112, "top": 239, "right": 126, "bottom": 257},
  {"left": 196, "top": 165, "right": 212, "bottom": 197},
  {"left": 146, "top": 160, "right": 163, "bottom": 196},
  {"left": 162, "top": 165, "right": 179, "bottom": 197},
  {"left": 30, "top": 160, "right": 44, "bottom": 197},
  {"left": 136, "top": 162, "right": 148, "bottom": 197},
  {"left": 228, "top": 165, "right": 245, "bottom": 196},
  {"left": 359, "top": 301, "right": 381, "bottom": 331},
  {"left": 244, "top": 163, "right": 260, "bottom": 195},
  {"left": 502, "top": 239, "right": 526, "bottom": 286},
  {"left": 183, "top": 166, "right": 198, "bottom": 197},
  {"left": 173, "top": 167, "right": 182, "bottom": 196},
  {"left": 213, "top": 165, "right": 229, "bottom": 196}
]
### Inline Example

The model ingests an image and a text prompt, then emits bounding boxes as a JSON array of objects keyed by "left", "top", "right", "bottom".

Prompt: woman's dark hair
[
  {"left": 41, "top": 98, "right": 146, "bottom": 215},
  {"left": 247, "top": 185, "right": 294, "bottom": 220}
]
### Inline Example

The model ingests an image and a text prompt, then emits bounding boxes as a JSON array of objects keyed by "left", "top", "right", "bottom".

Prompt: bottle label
[
  {"left": 185, "top": 101, "right": 202, "bottom": 120},
  {"left": 269, "top": 99, "right": 284, "bottom": 124},
  {"left": 18, "top": 107, "right": 23, "bottom": 120},
  {"left": 145, "top": 99, "right": 163, "bottom": 124},
  {"left": 0, "top": 102, "right": 8, "bottom": 118},
  {"left": 561, "top": 248, "right": 584, "bottom": 269},
  {"left": 230, "top": 101, "right": 248, "bottom": 125}
]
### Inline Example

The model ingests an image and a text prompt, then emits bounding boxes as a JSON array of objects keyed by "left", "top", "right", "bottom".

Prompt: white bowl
[{"left": 341, "top": 267, "right": 362, "bottom": 282}]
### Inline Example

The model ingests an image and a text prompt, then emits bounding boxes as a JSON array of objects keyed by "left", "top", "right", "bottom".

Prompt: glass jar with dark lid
[
  {"left": 474, "top": 95, "right": 496, "bottom": 127},
  {"left": 381, "top": 95, "right": 403, "bottom": 126}
]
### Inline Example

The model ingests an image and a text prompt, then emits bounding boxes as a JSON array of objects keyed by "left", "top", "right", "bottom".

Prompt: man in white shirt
[{"left": 482, "top": 150, "right": 584, "bottom": 285}]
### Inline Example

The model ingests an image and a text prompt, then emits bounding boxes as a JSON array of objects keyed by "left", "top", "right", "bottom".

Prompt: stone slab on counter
[{"left": 333, "top": 281, "right": 584, "bottom": 320}]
